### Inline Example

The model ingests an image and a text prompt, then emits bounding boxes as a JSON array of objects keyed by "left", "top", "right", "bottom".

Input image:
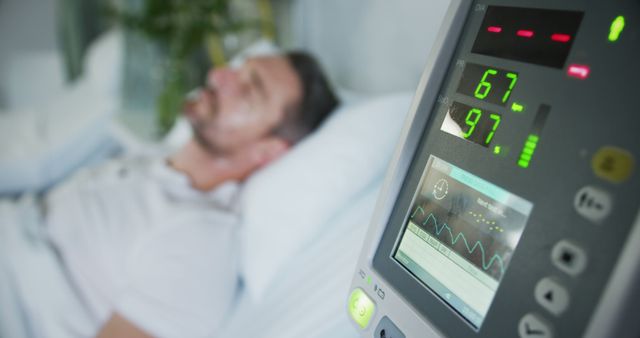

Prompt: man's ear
[{"left": 249, "top": 137, "right": 290, "bottom": 168}]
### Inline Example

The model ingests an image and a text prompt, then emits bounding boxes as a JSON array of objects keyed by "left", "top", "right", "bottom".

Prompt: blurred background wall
[
  {"left": 0, "top": 0, "right": 449, "bottom": 131},
  {"left": 0, "top": 0, "right": 63, "bottom": 110},
  {"left": 273, "top": 0, "right": 449, "bottom": 95}
]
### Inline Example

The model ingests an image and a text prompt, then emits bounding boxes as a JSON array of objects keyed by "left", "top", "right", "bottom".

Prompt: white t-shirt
[{"left": 45, "top": 156, "right": 241, "bottom": 338}]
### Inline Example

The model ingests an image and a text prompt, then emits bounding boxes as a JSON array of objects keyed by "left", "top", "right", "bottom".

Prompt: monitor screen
[
  {"left": 471, "top": 6, "right": 583, "bottom": 68},
  {"left": 393, "top": 155, "right": 533, "bottom": 329}
]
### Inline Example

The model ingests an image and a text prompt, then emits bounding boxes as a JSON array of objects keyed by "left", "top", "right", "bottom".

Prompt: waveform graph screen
[
  {"left": 393, "top": 155, "right": 533, "bottom": 329},
  {"left": 409, "top": 202, "right": 513, "bottom": 281}
]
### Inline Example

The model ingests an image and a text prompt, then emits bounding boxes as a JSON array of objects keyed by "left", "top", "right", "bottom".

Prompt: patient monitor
[{"left": 348, "top": 1, "right": 639, "bottom": 337}]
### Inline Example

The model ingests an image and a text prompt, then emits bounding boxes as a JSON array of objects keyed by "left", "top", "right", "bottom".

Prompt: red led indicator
[
  {"left": 487, "top": 26, "right": 503, "bottom": 33},
  {"left": 551, "top": 33, "right": 571, "bottom": 43},
  {"left": 517, "top": 30, "right": 535, "bottom": 38},
  {"left": 567, "top": 64, "right": 590, "bottom": 79}
]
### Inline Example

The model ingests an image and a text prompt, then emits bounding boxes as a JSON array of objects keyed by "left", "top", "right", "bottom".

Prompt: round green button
[{"left": 348, "top": 288, "right": 376, "bottom": 329}]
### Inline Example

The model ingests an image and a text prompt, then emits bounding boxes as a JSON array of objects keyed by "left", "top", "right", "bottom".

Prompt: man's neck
[{"left": 168, "top": 140, "right": 243, "bottom": 191}]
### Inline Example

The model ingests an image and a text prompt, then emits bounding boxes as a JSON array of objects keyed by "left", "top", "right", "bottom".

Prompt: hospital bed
[{"left": 0, "top": 0, "right": 449, "bottom": 336}]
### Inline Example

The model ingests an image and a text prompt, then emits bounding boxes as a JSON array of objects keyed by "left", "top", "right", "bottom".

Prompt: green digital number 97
[{"left": 463, "top": 108, "right": 502, "bottom": 145}]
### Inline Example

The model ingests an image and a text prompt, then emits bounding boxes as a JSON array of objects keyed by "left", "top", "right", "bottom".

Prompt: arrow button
[
  {"left": 518, "top": 313, "right": 553, "bottom": 338},
  {"left": 535, "top": 277, "right": 570, "bottom": 316}
]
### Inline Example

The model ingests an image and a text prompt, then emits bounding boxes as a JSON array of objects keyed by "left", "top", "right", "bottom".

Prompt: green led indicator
[
  {"left": 366, "top": 276, "right": 372, "bottom": 285},
  {"left": 494, "top": 145, "right": 502, "bottom": 155},
  {"left": 511, "top": 102, "right": 524, "bottom": 112},
  {"left": 609, "top": 16, "right": 625, "bottom": 42},
  {"left": 518, "top": 134, "right": 539, "bottom": 168}
]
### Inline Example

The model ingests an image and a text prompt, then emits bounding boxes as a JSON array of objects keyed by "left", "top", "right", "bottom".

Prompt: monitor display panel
[{"left": 393, "top": 155, "right": 533, "bottom": 328}]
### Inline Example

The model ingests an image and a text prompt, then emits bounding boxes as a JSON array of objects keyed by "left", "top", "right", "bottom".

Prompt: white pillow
[
  {"left": 0, "top": 85, "right": 119, "bottom": 195},
  {"left": 239, "top": 92, "right": 413, "bottom": 300},
  {"left": 0, "top": 29, "right": 125, "bottom": 195}
]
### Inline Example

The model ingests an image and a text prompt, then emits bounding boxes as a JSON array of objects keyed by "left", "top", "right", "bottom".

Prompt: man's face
[{"left": 184, "top": 55, "right": 302, "bottom": 155}]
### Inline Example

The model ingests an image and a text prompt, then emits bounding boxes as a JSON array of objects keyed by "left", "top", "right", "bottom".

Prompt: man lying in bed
[{"left": 0, "top": 52, "right": 338, "bottom": 338}]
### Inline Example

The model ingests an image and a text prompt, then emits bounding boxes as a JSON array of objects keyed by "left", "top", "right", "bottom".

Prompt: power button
[
  {"left": 592, "top": 146, "right": 635, "bottom": 183},
  {"left": 348, "top": 288, "right": 376, "bottom": 329}
]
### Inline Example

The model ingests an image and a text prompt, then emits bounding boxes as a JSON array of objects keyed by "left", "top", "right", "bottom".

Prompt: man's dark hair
[{"left": 273, "top": 51, "right": 339, "bottom": 144}]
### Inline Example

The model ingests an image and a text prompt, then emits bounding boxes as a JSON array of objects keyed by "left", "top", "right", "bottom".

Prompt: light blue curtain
[{"left": 57, "top": 0, "right": 108, "bottom": 82}]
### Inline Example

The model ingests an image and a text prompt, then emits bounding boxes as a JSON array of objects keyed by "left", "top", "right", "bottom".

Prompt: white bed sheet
[
  {"left": 218, "top": 183, "right": 382, "bottom": 338},
  {"left": 0, "top": 195, "right": 94, "bottom": 338},
  {"left": 0, "top": 182, "right": 379, "bottom": 338}
]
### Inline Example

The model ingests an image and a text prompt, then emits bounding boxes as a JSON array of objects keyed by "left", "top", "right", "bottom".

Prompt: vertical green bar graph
[{"left": 518, "top": 134, "right": 539, "bottom": 168}]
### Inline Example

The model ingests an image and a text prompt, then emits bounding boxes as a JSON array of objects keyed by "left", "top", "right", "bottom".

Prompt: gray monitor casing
[{"left": 348, "top": 1, "right": 640, "bottom": 337}]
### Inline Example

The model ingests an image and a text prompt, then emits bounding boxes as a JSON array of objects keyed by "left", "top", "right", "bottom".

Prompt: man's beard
[
  {"left": 192, "top": 126, "right": 226, "bottom": 157},
  {"left": 184, "top": 88, "right": 230, "bottom": 157}
]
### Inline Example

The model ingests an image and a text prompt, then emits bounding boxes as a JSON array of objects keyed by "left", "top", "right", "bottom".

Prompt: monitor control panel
[{"left": 348, "top": 1, "right": 640, "bottom": 337}]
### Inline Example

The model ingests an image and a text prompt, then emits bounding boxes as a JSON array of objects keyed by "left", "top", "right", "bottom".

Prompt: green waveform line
[{"left": 411, "top": 206, "right": 506, "bottom": 277}]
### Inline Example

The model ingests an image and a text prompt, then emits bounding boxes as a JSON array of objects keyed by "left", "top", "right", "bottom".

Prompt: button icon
[
  {"left": 535, "top": 278, "right": 570, "bottom": 316},
  {"left": 574, "top": 186, "right": 612, "bottom": 223},
  {"left": 551, "top": 240, "right": 587, "bottom": 276},
  {"left": 375, "top": 316, "right": 406, "bottom": 338},
  {"left": 592, "top": 146, "right": 635, "bottom": 183},
  {"left": 518, "top": 313, "right": 553, "bottom": 338},
  {"left": 348, "top": 288, "right": 376, "bottom": 329}
]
